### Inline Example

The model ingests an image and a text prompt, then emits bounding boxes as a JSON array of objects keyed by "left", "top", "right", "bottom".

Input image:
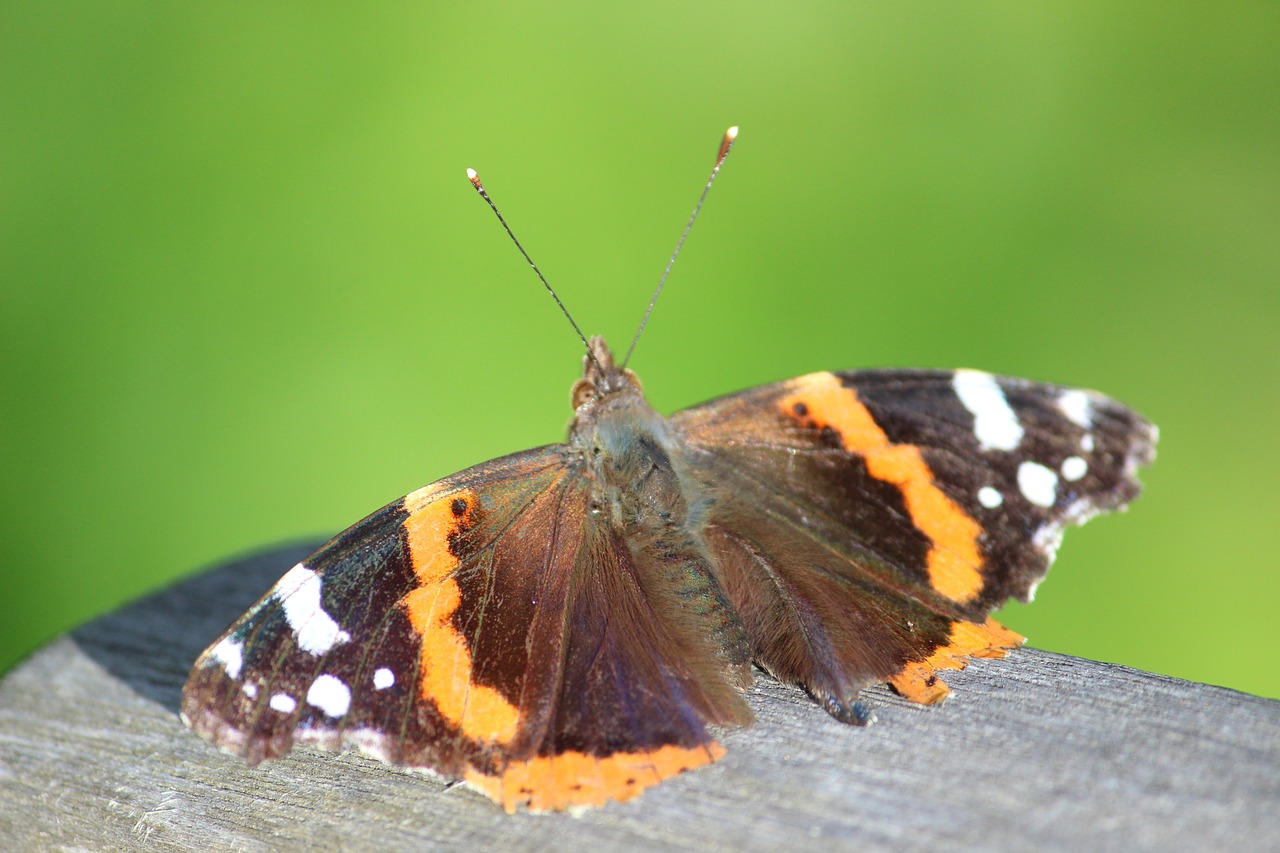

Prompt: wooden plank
[{"left": 2, "top": 542, "right": 1277, "bottom": 852}]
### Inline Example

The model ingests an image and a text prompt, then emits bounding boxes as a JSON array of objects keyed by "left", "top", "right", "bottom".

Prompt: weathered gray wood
[{"left": 1, "top": 543, "right": 1277, "bottom": 852}]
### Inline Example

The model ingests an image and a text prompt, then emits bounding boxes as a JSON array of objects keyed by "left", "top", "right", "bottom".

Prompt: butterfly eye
[{"left": 571, "top": 379, "right": 597, "bottom": 410}]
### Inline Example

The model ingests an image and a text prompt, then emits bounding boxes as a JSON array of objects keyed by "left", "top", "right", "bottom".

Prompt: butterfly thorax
[{"left": 566, "top": 337, "right": 688, "bottom": 527}]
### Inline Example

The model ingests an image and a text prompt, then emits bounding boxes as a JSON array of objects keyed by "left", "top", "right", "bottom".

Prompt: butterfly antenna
[
  {"left": 621, "top": 125, "right": 738, "bottom": 369},
  {"left": 466, "top": 168, "right": 597, "bottom": 366}
]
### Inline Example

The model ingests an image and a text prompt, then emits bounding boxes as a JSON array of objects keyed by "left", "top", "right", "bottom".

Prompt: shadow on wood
[{"left": 2, "top": 543, "right": 1277, "bottom": 851}]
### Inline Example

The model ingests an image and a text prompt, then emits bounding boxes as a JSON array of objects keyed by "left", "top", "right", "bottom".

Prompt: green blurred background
[{"left": 2, "top": 3, "right": 1277, "bottom": 700}]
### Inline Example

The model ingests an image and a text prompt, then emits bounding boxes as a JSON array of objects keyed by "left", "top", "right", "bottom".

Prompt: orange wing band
[
  {"left": 888, "top": 618, "right": 1025, "bottom": 704},
  {"left": 465, "top": 742, "right": 727, "bottom": 813},
  {"left": 401, "top": 486, "right": 522, "bottom": 746},
  {"left": 780, "top": 373, "right": 987, "bottom": 604}
]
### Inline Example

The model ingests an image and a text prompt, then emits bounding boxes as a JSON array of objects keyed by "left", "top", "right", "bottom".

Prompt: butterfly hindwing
[{"left": 671, "top": 368, "right": 1155, "bottom": 711}]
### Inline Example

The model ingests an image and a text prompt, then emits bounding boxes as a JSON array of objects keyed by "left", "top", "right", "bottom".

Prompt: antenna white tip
[
  {"left": 623, "top": 126, "right": 739, "bottom": 369},
  {"left": 466, "top": 168, "right": 477, "bottom": 179}
]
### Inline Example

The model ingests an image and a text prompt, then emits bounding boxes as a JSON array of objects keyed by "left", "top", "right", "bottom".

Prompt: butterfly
[{"left": 181, "top": 128, "right": 1156, "bottom": 813}]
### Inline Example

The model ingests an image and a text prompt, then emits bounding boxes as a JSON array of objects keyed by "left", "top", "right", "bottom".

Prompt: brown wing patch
[
  {"left": 779, "top": 372, "right": 986, "bottom": 604},
  {"left": 464, "top": 742, "right": 727, "bottom": 813},
  {"left": 887, "top": 618, "right": 1024, "bottom": 704},
  {"left": 401, "top": 484, "right": 521, "bottom": 746},
  {"left": 399, "top": 468, "right": 739, "bottom": 813}
]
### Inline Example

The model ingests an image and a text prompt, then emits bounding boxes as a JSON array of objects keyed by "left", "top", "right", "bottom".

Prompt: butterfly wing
[
  {"left": 182, "top": 445, "right": 748, "bottom": 812},
  {"left": 670, "top": 368, "right": 1156, "bottom": 716}
]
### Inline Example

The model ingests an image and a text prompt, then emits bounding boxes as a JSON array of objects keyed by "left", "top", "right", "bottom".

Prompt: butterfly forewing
[
  {"left": 181, "top": 447, "right": 565, "bottom": 773},
  {"left": 183, "top": 442, "right": 747, "bottom": 812}
]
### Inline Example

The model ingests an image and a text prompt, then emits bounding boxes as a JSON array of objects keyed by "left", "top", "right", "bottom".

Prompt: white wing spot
[
  {"left": 1018, "top": 461, "right": 1059, "bottom": 507},
  {"left": 1081, "top": 433, "right": 1095, "bottom": 453},
  {"left": 307, "top": 674, "right": 352, "bottom": 718},
  {"left": 978, "top": 486, "right": 1004, "bottom": 508},
  {"left": 242, "top": 682, "right": 258, "bottom": 698},
  {"left": 275, "top": 563, "right": 351, "bottom": 655},
  {"left": 953, "top": 370, "right": 1024, "bottom": 451},
  {"left": 1058, "top": 389, "right": 1093, "bottom": 429},
  {"left": 1061, "top": 455, "right": 1088, "bottom": 481},
  {"left": 373, "top": 667, "right": 395, "bottom": 690},
  {"left": 269, "top": 693, "right": 297, "bottom": 714},
  {"left": 210, "top": 636, "right": 243, "bottom": 679}
]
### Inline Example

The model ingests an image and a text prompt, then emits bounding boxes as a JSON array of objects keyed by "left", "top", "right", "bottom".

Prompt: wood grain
[{"left": 2, "top": 542, "right": 1277, "bottom": 851}]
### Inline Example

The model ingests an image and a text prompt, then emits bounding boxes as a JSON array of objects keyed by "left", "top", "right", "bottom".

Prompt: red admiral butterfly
[{"left": 182, "top": 127, "right": 1156, "bottom": 812}]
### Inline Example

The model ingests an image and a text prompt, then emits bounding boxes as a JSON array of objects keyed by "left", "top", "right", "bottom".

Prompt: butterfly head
[{"left": 570, "top": 336, "right": 644, "bottom": 413}]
